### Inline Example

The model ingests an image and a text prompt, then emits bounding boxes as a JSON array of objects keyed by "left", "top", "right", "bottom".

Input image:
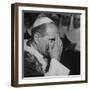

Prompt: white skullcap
[{"left": 32, "top": 15, "right": 54, "bottom": 28}]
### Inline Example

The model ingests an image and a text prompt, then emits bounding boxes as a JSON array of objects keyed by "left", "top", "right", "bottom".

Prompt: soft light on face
[{"left": 38, "top": 23, "right": 58, "bottom": 57}]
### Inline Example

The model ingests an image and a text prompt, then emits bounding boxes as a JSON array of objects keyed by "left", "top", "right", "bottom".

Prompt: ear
[{"left": 34, "top": 33, "right": 40, "bottom": 43}]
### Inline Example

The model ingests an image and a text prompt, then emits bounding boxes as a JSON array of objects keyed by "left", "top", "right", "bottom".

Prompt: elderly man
[{"left": 24, "top": 15, "right": 70, "bottom": 77}]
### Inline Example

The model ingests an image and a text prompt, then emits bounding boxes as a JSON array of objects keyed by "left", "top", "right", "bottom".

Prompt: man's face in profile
[{"left": 38, "top": 23, "right": 58, "bottom": 57}]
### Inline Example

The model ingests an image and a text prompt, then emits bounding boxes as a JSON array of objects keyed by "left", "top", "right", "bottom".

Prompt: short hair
[{"left": 30, "top": 22, "right": 55, "bottom": 42}]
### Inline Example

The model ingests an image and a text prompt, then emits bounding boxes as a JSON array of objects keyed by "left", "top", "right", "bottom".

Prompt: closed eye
[{"left": 49, "top": 38, "right": 55, "bottom": 41}]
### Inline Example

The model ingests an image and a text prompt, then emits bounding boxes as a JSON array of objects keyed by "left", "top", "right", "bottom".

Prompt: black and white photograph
[
  {"left": 24, "top": 12, "right": 80, "bottom": 77},
  {"left": 11, "top": 3, "right": 87, "bottom": 87}
]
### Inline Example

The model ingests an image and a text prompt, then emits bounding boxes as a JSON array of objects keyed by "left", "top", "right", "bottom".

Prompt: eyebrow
[{"left": 49, "top": 38, "right": 55, "bottom": 41}]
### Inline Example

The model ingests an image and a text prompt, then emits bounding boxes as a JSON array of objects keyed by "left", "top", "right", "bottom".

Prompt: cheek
[
  {"left": 42, "top": 37, "right": 49, "bottom": 49},
  {"left": 39, "top": 38, "right": 47, "bottom": 49}
]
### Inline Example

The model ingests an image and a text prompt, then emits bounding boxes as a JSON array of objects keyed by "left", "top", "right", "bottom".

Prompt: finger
[
  {"left": 48, "top": 41, "right": 52, "bottom": 53},
  {"left": 55, "top": 35, "right": 58, "bottom": 45},
  {"left": 59, "top": 39, "right": 63, "bottom": 52},
  {"left": 57, "top": 37, "right": 63, "bottom": 51},
  {"left": 56, "top": 36, "right": 60, "bottom": 46}
]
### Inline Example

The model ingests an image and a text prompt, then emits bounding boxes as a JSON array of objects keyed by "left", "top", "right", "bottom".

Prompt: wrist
[{"left": 51, "top": 57, "right": 60, "bottom": 61}]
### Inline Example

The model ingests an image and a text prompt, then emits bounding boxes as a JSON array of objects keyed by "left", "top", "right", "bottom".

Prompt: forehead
[{"left": 45, "top": 23, "right": 58, "bottom": 37}]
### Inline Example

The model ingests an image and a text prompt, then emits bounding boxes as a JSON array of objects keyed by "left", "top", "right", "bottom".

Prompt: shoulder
[{"left": 24, "top": 51, "right": 44, "bottom": 77}]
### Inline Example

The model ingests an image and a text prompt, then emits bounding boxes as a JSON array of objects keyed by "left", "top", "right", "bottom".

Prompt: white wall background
[{"left": 0, "top": 0, "right": 89, "bottom": 90}]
